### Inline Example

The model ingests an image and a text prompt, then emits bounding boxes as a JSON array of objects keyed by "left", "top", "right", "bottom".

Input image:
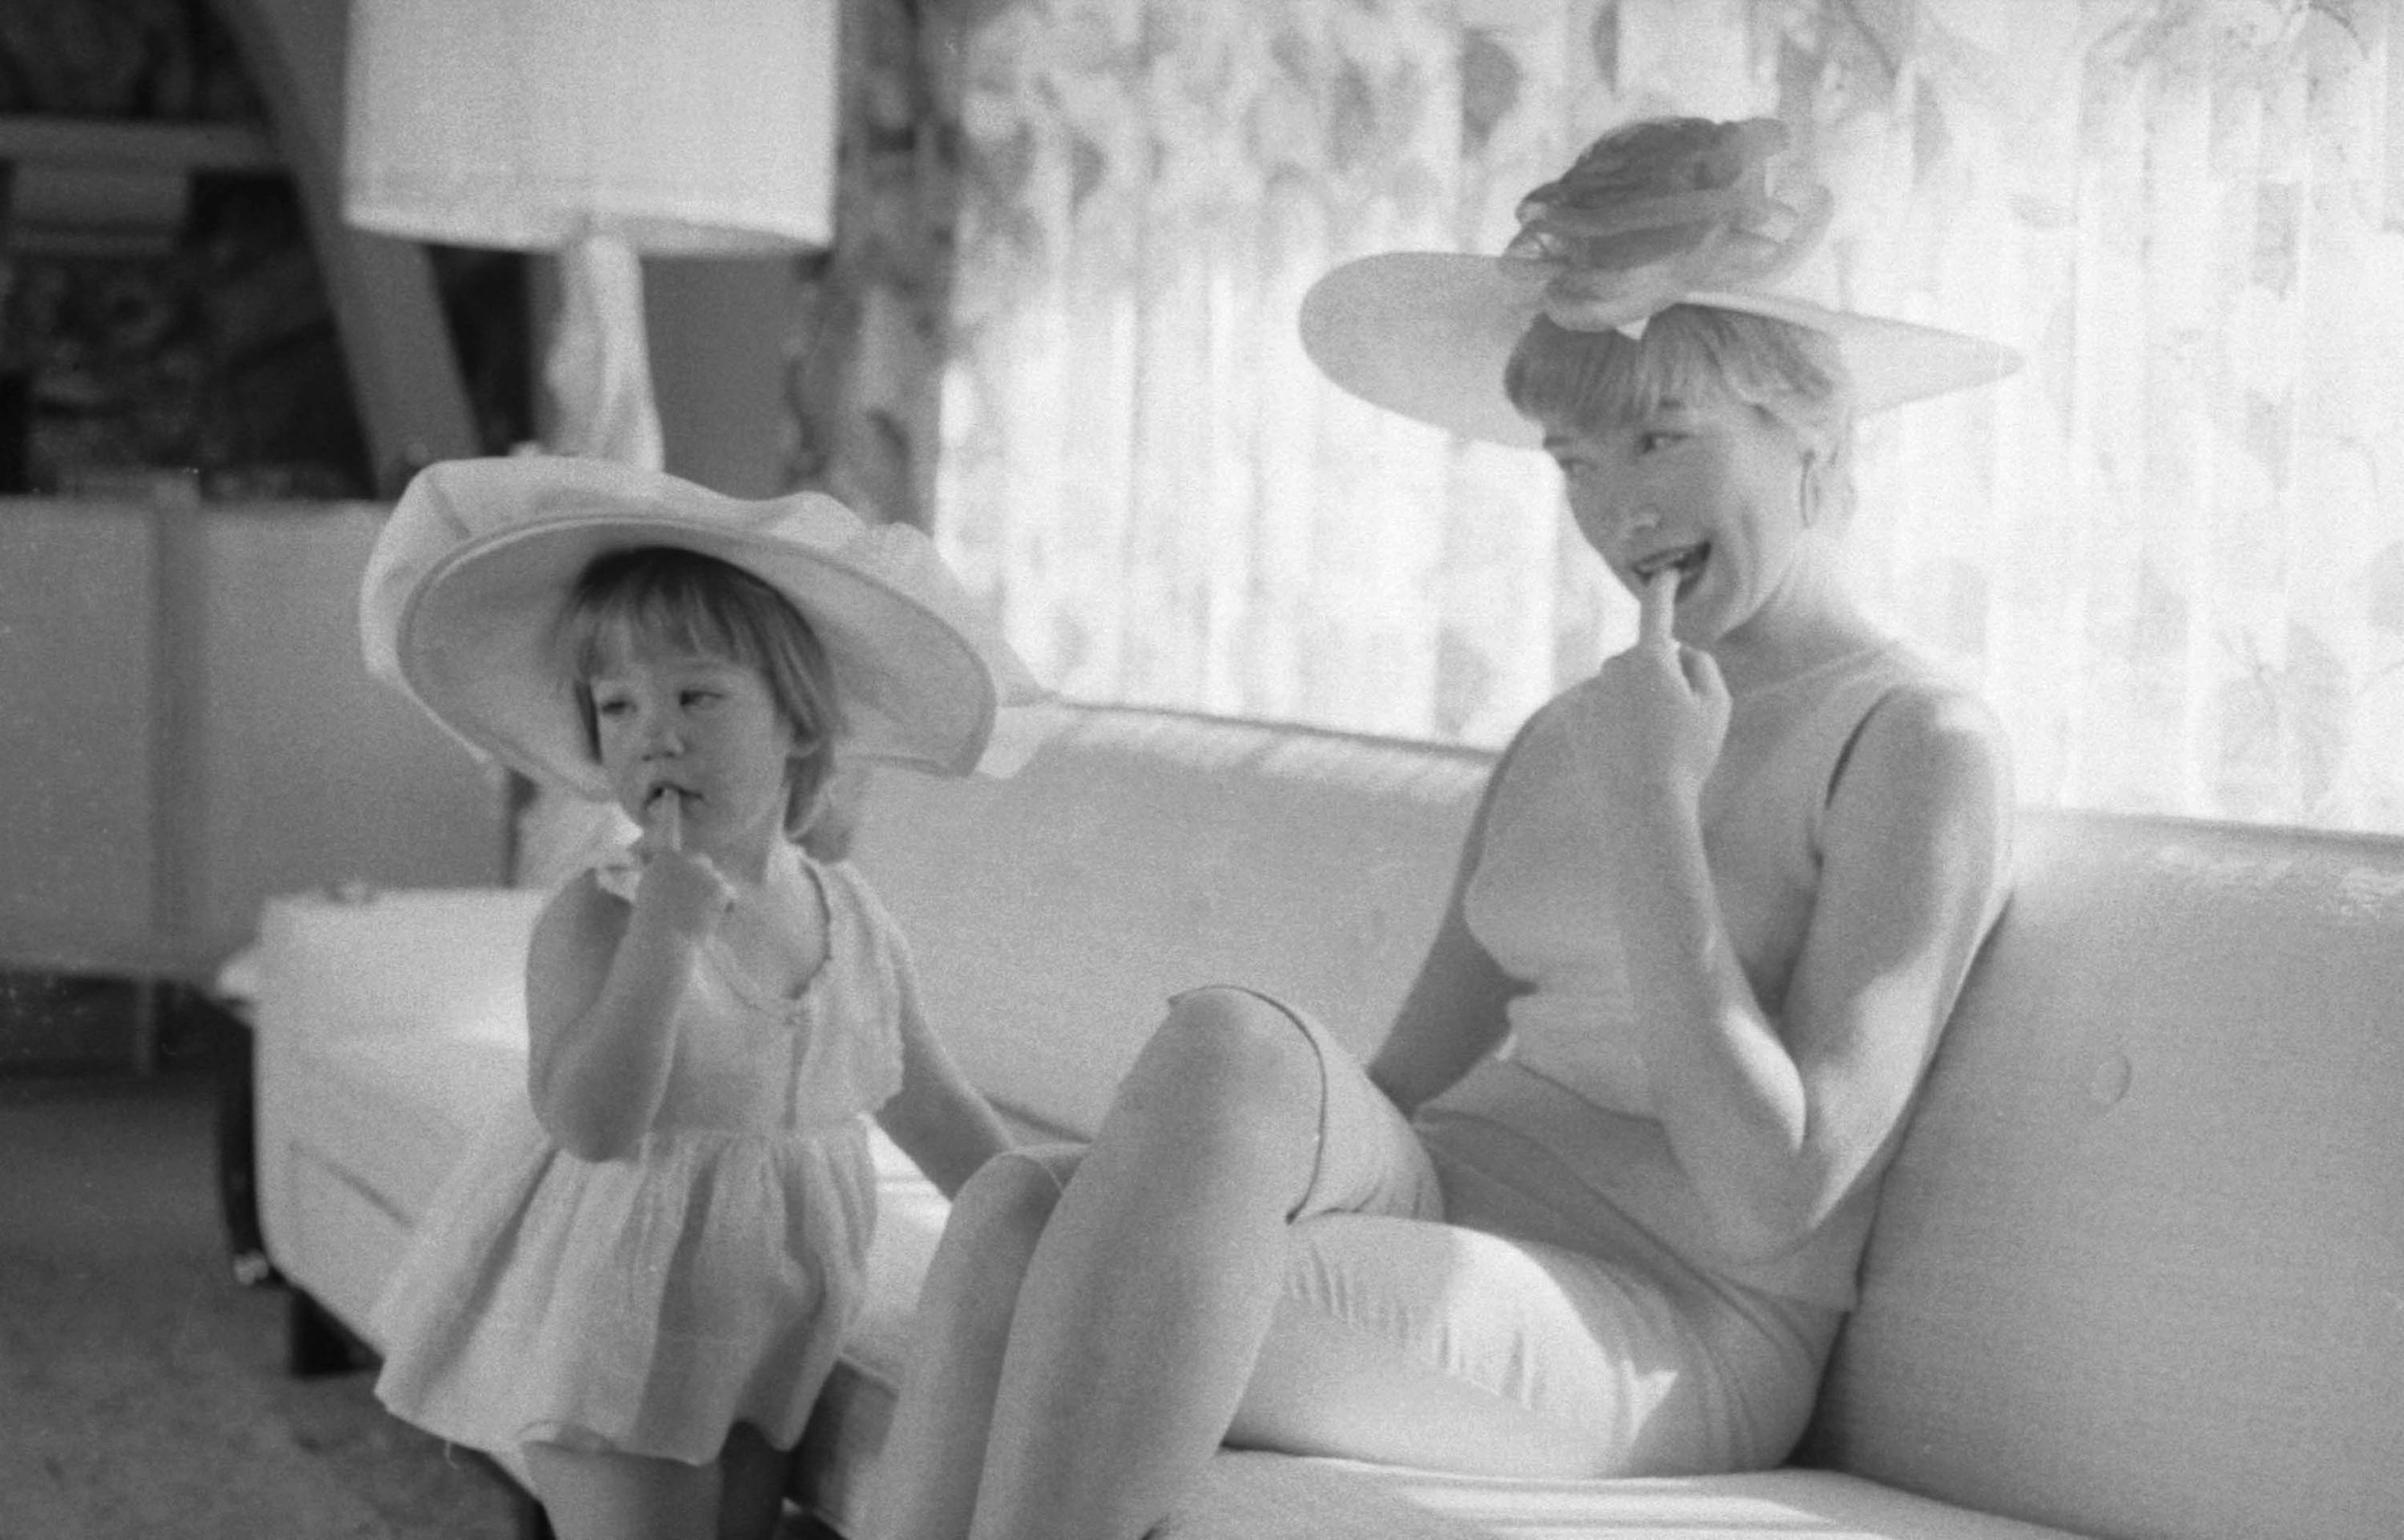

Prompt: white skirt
[{"left": 372, "top": 1100, "right": 876, "bottom": 1464}]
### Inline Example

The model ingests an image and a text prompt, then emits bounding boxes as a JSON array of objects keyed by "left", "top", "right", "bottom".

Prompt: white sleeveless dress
[{"left": 372, "top": 842, "right": 909, "bottom": 1463}]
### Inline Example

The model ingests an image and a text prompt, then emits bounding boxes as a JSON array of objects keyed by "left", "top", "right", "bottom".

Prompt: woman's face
[{"left": 1544, "top": 392, "right": 1816, "bottom": 648}]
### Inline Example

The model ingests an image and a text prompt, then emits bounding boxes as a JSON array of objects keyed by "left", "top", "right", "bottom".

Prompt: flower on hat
[{"left": 1501, "top": 116, "right": 1833, "bottom": 335}]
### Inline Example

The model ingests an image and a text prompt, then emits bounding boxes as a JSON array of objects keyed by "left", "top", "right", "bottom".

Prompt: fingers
[
  {"left": 647, "top": 787, "right": 683, "bottom": 852},
  {"left": 1676, "top": 640, "right": 1728, "bottom": 705},
  {"left": 1639, "top": 570, "right": 1677, "bottom": 651}
]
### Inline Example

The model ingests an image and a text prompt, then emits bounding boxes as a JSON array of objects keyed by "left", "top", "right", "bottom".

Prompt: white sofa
[{"left": 243, "top": 703, "right": 2404, "bottom": 1540}]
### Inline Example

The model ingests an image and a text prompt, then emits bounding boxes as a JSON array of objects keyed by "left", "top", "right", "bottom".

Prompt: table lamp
[{"left": 340, "top": 0, "right": 838, "bottom": 467}]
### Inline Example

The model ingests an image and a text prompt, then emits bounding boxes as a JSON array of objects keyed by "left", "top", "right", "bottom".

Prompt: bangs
[
  {"left": 560, "top": 548, "right": 781, "bottom": 684},
  {"left": 554, "top": 545, "right": 848, "bottom": 835},
  {"left": 1504, "top": 304, "right": 1851, "bottom": 432}
]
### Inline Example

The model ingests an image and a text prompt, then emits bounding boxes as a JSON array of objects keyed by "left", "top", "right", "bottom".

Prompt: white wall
[
  {"left": 0, "top": 506, "right": 160, "bottom": 971},
  {"left": 0, "top": 497, "right": 505, "bottom": 980}
]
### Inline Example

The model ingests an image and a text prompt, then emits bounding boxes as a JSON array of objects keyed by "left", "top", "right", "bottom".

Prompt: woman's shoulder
[
  {"left": 1861, "top": 636, "right": 1987, "bottom": 705},
  {"left": 1861, "top": 657, "right": 2013, "bottom": 776},
  {"left": 1838, "top": 667, "right": 2017, "bottom": 845},
  {"left": 1813, "top": 639, "right": 2009, "bottom": 777}
]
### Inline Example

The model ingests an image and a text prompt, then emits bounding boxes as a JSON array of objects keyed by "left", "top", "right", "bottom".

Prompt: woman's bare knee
[
  {"left": 1080, "top": 988, "right": 1324, "bottom": 1214},
  {"left": 1121, "top": 988, "right": 1321, "bottom": 1131}
]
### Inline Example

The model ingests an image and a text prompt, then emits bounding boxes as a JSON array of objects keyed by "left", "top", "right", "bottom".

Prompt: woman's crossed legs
[{"left": 865, "top": 986, "right": 1742, "bottom": 1540}]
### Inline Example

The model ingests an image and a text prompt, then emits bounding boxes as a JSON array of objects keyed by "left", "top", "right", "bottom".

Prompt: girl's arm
[
  {"left": 1611, "top": 675, "right": 2013, "bottom": 1263},
  {"left": 1366, "top": 740, "right": 1529, "bottom": 1116},
  {"left": 877, "top": 964, "right": 1014, "bottom": 1199},
  {"left": 525, "top": 855, "right": 722, "bottom": 1161}
]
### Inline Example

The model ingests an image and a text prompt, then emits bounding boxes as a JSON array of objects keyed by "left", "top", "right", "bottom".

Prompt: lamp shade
[{"left": 342, "top": 0, "right": 837, "bottom": 254}]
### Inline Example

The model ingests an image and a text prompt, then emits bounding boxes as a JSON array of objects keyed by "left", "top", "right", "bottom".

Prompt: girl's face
[
  {"left": 1544, "top": 392, "right": 1817, "bottom": 649},
  {"left": 586, "top": 637, "right": 799, "bottom": 856}
]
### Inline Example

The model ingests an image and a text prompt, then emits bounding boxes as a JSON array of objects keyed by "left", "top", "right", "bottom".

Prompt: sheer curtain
[{"left": 930, "top": 0, "right": 2404, "bottom": 836}]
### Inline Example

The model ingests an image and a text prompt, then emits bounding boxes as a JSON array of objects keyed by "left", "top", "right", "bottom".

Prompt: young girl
[{"left": 356, "top": 455, "right": 1049, "bottom": 1540}]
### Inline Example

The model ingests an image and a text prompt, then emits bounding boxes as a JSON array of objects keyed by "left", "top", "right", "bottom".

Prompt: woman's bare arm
[
  {"left": 1612, "top": 682, "right": 2013, "bottom": 1262},
  {"left": 1366, "top": 740, "right": 1529, "bottom": 1116}
]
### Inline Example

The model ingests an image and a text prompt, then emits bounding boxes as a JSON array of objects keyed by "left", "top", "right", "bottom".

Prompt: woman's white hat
[
  {"left": 1299, "top": 117, "right": 2020, "bottom": 447},
  {"left": 361, "top": 455, "right": 1056, "bottom": 797}
]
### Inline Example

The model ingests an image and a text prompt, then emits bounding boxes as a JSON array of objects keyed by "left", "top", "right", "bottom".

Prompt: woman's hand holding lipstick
[
  {"left": 1640, "top": 567, "right": 1679, "bottom": 651},
  {"left": 1566, "top": 569, "right": 1730, "bottom": 808}
]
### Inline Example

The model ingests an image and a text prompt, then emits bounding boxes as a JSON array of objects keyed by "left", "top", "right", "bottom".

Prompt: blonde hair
[
  {"left": 1504, "top": 304, "right": 1858, "bottom": 525},
  {"left": 557, "top": 546, "right": 845, "bottom": 837}
]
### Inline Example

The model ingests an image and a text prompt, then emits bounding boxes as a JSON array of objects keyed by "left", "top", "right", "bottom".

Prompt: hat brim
[
  {"left": 1298, "top": 252, "right": 2021, "bottom": 446},
  {"left": 368, "top": 458, "right": 1052, "bottom": 799}
]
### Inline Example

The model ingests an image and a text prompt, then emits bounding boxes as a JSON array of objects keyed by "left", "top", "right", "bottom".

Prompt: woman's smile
[{"left": 1632, "top": 541, "right": 1713, "bottom": 601}]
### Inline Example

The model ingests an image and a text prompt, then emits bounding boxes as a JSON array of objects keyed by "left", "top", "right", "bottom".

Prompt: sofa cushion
[{"left": 1812, "top": 812, "right": 2404, "bottom": 1540}]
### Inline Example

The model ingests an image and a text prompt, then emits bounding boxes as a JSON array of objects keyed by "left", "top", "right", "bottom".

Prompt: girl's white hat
[
  {"left": 1299, "top": 116, "right": 2020, "bottom": 447},
  {"left": 361, "top": 456, "right": 1057, "bottom": 798}
]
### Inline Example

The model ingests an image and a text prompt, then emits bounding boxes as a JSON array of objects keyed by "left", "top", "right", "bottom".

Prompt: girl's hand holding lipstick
[
  {"left": 633, "top": 788, "right": 735, "bottom": 939},
  {"left": 1567, "top": 570, "right": 1731, "bottom": 807}
]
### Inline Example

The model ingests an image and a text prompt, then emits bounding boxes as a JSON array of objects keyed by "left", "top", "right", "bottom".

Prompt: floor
[{"left": 0, "top": 1062, "right": 531, "bottom": 1540}]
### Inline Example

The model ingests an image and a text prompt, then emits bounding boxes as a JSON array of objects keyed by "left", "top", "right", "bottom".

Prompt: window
[{"left": 934, "top": 0, "right": 2404, "bottom": 836}]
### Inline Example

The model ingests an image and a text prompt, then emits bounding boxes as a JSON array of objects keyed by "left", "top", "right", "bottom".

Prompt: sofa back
[
  {"left": 1811, "top": 809, "right": 2404, "bottom": 1540},
  {"left": 853, "top": 706, "right": 1488, "bottom": 1138},
  {"left": 853, "top": 705, "right": 2404, "bottom": 1538}
]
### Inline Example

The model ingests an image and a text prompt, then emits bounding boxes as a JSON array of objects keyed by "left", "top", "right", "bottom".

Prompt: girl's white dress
[{"left": 371, "top": 842, "right": 908, "bottom": 1463}]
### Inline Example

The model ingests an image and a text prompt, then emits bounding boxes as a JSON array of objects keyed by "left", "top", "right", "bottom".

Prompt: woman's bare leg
[
  {"left": 867, "top": 1149, "right": 1076, "bottom": 1540},
  {"left": 965, "top": 988, "right": 1324, "bottom": 1540}
]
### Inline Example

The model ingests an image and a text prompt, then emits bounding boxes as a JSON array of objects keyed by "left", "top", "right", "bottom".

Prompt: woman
[{"left": 867, "top": 116, "right": 2021, "bottom": 1540}]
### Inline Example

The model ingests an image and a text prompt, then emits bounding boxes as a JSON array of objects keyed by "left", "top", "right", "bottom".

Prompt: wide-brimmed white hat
[
  {"left": 1299, "top": 116, "right": 2020, "bottom": 447},
  {"left": 361, "top": 456, "right": 1056, "bottom": 798}
]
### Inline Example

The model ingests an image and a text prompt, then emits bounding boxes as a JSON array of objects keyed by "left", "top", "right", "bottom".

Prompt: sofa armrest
[{"left": 253, "top": 887, "right": 549, "bottom": 1048}]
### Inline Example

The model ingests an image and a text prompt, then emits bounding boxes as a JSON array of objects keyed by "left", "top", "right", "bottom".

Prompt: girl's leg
[
  {"left": 714, "top": 1422, "right": 790, "bottom": 1540},
  {"left": 866, "top": 1148, "right": 1078, "bottom": 1540},
  {"left": 526, "top": 1442, "right": 718, "bottom": 1540},
  {"left": 965, "top": 987, "right": 1326, "bottom": 1540}
]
